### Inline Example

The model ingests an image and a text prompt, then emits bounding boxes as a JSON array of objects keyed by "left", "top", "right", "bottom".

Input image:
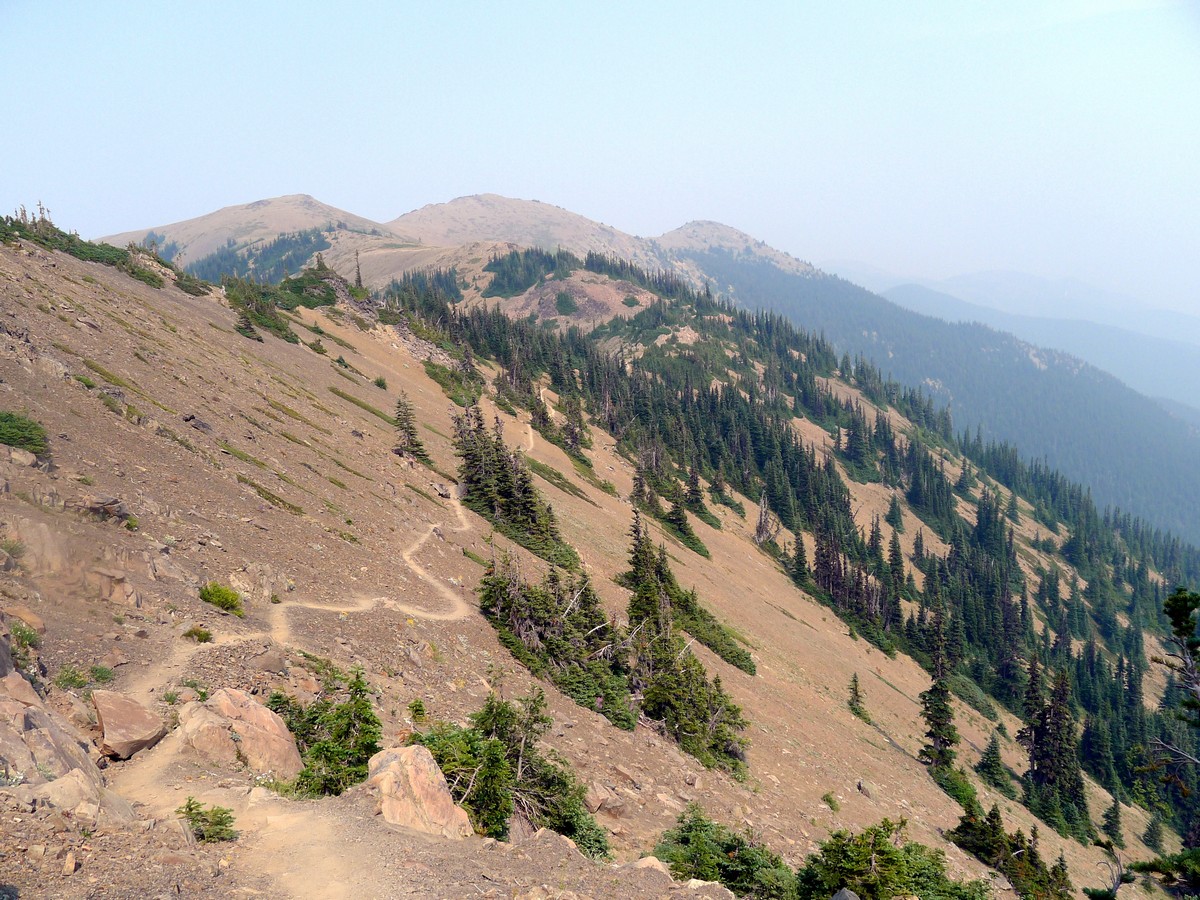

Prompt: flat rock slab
[{"left": 91, "top": 690, "right": 165, "bottom": 759}]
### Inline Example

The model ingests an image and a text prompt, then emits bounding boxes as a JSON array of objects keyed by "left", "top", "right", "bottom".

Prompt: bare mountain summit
[{"left": 102, "top": 194, "right": 402, "bottom": 266}]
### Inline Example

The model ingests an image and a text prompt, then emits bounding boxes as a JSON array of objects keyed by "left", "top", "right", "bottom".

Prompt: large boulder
[
  {"left": 91, "top": 690, "right": 166, "bottom": 759},
  {"left": 178, "top": 688, "right": 302, "bottom": 779},
  {"left": 367, "top": 745, "right": 473, "bottom": 839}
]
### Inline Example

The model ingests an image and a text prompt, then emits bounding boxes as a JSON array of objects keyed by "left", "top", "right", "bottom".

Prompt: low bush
[
  {"left": 656, "top": 805, "right": 798, "bottom": 899},
  {"left": 797, "top": 818, "right": 990, "bottom": 900},
  {"left": 0, "top": 411, "right": 48, "bottom": 456},
  {"left": 266, "top": 669, "right": 381, "bottom": 797},
  {"left": 176, "top": 797, "right": 237, "bottom": 842},
  {"left": 199, "top": 582, "right": 244, "bottom": 617},
  {"left": 183, "top": 625, "right": 213, "bottom": 643}
]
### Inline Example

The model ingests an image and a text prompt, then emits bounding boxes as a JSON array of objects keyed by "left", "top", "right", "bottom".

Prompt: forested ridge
[
  {"left": 372, "top": 248, "right": 1200, "bottom": 852},
  {"left": 24, "top": 211, "right": 1200, "bottom": 891},
  {"left": 683, "top": 246, "right": 1200, "bottom": 546}
]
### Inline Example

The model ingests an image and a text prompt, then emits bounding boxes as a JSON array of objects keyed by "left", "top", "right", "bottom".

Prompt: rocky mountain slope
[
  {"left": 0, "top": 233, "right": 1179, "bottom": 897},
  {"left": 103, "top": 194, "right": 401, "bottom": 267}
]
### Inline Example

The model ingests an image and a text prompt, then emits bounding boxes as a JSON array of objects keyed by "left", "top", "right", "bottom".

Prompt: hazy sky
[{"left": 3, "top": 1, "right": 1198, "bottom": 314}]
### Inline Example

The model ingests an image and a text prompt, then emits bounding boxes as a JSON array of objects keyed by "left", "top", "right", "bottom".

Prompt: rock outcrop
[
  {"left": 177, "top": 688, "right": 302, "bottom": 779},
  {"left": 91, "top": 690, "right": 165, "bottom": 759},
  {"left": 0, "top": 675, "right": 133, "bottom": 826},
  {"left": 366, "top": 745, "right": 473, "bottom": 839}
]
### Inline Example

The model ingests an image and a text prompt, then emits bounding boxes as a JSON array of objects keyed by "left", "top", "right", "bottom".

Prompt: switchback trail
[{"left": 121, "top": 494, "right": 476, "bottom": 705}]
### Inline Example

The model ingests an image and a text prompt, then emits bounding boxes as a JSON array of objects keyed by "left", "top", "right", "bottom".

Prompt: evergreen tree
[
  {"left": 919, "top": 675, "right": 959, "bottom": 769},
  {"left": 1102, "top": 798, "right": 1125, "bottom": 848},
  {"left": 1142, "top": 814, "right": 1164, "bottom": 854},
  {"left": 848, "top": 673, "right": 870, "bottom": 723},
  {"left": 393, "top": 390, "right": 429, "bottom": 462},
  {"left": 885, "top": 493, "right": 904, "bottom": 532},
  {"left": 976, "top": 732, "right": 1016, "bottom": 798}
]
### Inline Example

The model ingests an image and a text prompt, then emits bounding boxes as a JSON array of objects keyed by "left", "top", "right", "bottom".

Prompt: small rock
[
  {"left": 9, "top": 447, "right": 38, "bottom": 467},
  {"left": 631, "top": 856, "right": 671, "bottom": 877},
  {"left": 62, "top": 850, "right": 77, "bottom": 876}
]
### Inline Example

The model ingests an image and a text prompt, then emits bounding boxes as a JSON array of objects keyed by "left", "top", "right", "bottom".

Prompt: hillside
[
  {"left": 678, "top": 246, "right": 1200, "bottom": 545},
  {"left": 108, "top": 193, "right": 1200, "bottom": 545},
  {"left": 2, "top": 225, "right": 1197, "bottom": 898},
  {"left": 885, "top": 282, "right": 1200, "bottom": 420},
  {"left": 102, "top": 194, "right": 401, "bottom": 267}
]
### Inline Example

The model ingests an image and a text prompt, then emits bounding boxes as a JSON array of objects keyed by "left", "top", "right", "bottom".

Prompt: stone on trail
[
  {"left": 91, "top": 690, "right": 166, "bottom": 759},
  {"left": 367, "top": 745, "right": 473, "bottom": 839}
]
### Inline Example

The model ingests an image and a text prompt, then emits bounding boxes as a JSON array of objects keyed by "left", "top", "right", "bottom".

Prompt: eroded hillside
[{"left": 0, "top": 237, "right": 1183, "bottom": 899}]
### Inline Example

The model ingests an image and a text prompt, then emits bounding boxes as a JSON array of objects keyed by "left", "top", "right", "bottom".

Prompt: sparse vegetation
[
  {"left": 199, "top": 581, "right": 244, "bottom": 617},
  {"left": 0, "top": 411, "right": 48, "bottom": 456},
  {"left": 54, "top": 665, "right": 89, "bottom": 690},
  {"left": 176, "top": 797, "right": 238, "bottom": 843},
  {"left": 184, "top": 625, "right": 213, "bottom": 643},
  {"left": 424, "top": 360, "right": 482, "bottom": 408}
]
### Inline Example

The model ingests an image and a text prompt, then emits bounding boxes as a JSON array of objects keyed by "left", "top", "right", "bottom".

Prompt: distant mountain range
[
  {"left": 103, "top": 194, "right": 1200, "bottom": 542},
  {"left": 883, "top": 282, "right": 1200, "bottom": 421}
]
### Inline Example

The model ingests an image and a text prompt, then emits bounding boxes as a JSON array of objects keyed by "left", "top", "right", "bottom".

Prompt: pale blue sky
[{"left": 3, "top": 1, "right": 1197, "bottom": 313}]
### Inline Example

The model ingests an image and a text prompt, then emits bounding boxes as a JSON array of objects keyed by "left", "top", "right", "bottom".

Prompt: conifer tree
[
  {"left": 790, "top": 536, "right": 809, "bottom": 586},
  {"left": 848, "top": 673, "right": 870, "bottom": 723},
  {"left": 1142, "top": 814, "right": 1164, "bottom": 853},
  {"left": 885, "top": 493, "right": 904, "bottom": 532},
  {"left": 393, "top": 390, "right": 429, "bottom": 462},
  {"left": 976, "top": 732, "right": 1016, "bottom": 798},
  {"left": 1102, "top": 798, "right": 1125, "bottom": 848},
  {"left": 919, "top": 676, "right": 959, "bottom": 769}
]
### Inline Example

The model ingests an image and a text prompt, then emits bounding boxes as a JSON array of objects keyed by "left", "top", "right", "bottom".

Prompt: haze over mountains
[{"left": 104, "top": 193, "right": 1200, "bottom": 544}]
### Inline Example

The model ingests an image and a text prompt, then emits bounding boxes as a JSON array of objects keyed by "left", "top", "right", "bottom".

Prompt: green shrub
[
  {"left": 0, "top": 411, "right": 48, "bottom": 456},
  {"left": 407, "top": 698, "right": 427, "bottom": 723},
  {"left": 199, "top": 582, "right": 244, "bottom": 617},
  {"left": 410, "top": 690, "right": 610, "bottom": 859},
  {"left": 373, "top": 375, "right": 387, "bottom": 389},
  {"left": 554, "top": 291, "right": 578, "bottom": 316},
  {"left": 54, "top": 665, "right": 88, "bottom": 689},
  {"left": 655, "top": 804, "right": 798, "bottom": 899},
  {"left": 89, "top": 665, "right": 115, "bottom": 684},
  {"left": 930, "top": 765, "right": 979, "bottom": 812},
  {"left": 176, "top": 797, "right": 238, "bottom": 842},
  {"left": 822, "top": 792, "right": 840, "bottom": 812},
  {"left": 797, "top": 818, "right": 989, "bottom": 900},
  {"left": 183, "top": 625, "right": 213, "bottom": 643},
  {"left": 266, "top": 669, "right": 381, "bottom": 797}
]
